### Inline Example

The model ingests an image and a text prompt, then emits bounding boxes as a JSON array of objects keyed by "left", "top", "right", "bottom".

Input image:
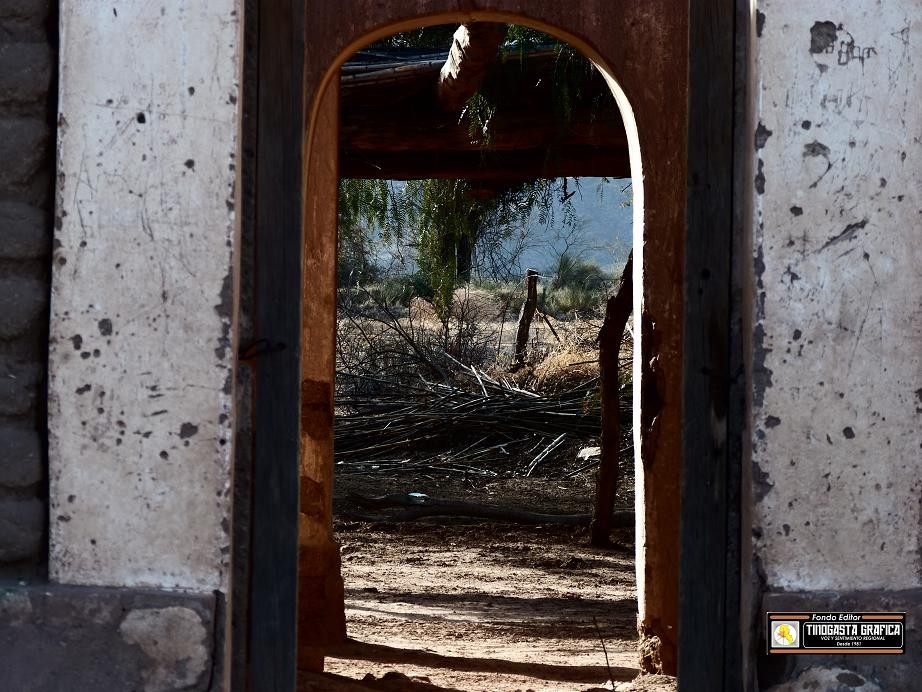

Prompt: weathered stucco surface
[
  {"left": 0, "top": 585, "right": 217, "bottom": 691},
  {"left": 48, "top": 2, "right": 242, "bottom": 591},
  {"left": 752, "top": 2, "right": 922, "bottom": 591}
]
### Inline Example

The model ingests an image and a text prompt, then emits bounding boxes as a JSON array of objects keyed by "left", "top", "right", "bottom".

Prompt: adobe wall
[
  {"left": 0, "top": 3, "right": 231, "bottom": 690},
  {"left": 0, "top": 0, "right": 55, "bottom": 579},
  {"left": 751, "top": 2, "right": 922, "bottom": 688}
]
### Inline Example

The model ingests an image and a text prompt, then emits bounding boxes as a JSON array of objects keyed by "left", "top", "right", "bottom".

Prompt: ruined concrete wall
[
  {"left": 752, "top": 0, "right": 922, "bottom": 686},
  {"left": 48, "top": 2, "right": 243, "bottom": 592},
  {"left": 0, "top": 0, "right": 57, "bottom": 579},
  {"left": 753, "top": 0, "right": 921, "bottom": 595},
  {"left": 0, "top": 584, "right": 218, "bottom": 692}
]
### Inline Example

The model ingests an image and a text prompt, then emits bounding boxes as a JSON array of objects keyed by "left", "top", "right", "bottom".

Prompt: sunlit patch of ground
[{"left": 321, "top": 468, "right": 670, "bottom": 692}]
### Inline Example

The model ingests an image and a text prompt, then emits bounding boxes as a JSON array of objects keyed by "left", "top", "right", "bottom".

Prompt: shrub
[
  {"left": 473, "top": 279, "right": 526, "bottom": 319},
  {"left": 544, "top": 284, "right": 599, "bottom": 315},
  {"left": 541, "top": 254, "right": 612, "bottom": 317},
  {"left": 377, "top": 272, "right": 434, "bottom": 307}
]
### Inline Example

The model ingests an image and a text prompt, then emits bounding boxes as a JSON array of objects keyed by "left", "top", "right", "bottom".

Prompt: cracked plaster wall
[
  {"left": 48, "top": 2, "right": 243, "bottom": 592},
  {"left": 752, "top": 1, "right": 922, "bottom": 592}
]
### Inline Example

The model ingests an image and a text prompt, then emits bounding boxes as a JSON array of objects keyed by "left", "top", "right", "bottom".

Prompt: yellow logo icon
[{"left": 772, "top": 622, "right": 798, "bottom": 647}]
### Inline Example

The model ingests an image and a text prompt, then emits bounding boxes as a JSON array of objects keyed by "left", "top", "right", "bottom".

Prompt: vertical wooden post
[
  {"left": 250, "top": 1, "right": 304, "bottom": 689},
  {"left": 513, "top": 268, "right": 539, "bottom": 367},
  {"left": 297, "top": 79, "right": 346, "bottom": 671},
  {"left": 591, "top": 252, "right": 632, "bottom": 546},
  {"left": 680, "top": 0, "right": 740, "bottom": 688}
]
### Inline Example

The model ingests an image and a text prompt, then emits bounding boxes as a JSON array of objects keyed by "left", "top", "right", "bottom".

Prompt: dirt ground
[{"left": 319, "top": 471, "right": 676, "bottom": 692}]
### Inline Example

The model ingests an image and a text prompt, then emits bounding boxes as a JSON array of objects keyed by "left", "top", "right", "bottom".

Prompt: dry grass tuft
[{"left": 533, "top": 347, "right": 600, "bottom": 394}]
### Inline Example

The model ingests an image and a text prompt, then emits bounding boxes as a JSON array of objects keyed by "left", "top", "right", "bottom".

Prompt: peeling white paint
[
  {"left": 752, "top": 2, "right": 922, "bottom": 590},
  {"left": 48, "top": 2, "right": 242, "bottom": 592}
]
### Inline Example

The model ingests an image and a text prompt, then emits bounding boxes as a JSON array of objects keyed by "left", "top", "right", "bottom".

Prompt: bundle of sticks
[{"left": 334, "top": 357, "right": 629, "bottom": 478}]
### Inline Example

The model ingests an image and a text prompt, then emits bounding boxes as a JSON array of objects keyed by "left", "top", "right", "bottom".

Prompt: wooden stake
[
  {"left": 513, "top": 268, "right": 539, "bottom": 368},
  {"left": 591, "top": 252, "right": 633, "bottom": 546}
]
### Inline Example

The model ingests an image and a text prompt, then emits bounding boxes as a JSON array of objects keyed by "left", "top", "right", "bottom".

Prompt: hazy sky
[{"left": 516, "top": 177, "right": 632, "bottom": 273}]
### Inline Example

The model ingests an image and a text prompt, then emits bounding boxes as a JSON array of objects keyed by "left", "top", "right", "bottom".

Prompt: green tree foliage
[
  {"left": 367, "top": 23, "right": 554, "bottom": 51},
  {"left": 365, "top": 25, "right": 459, "bottom": 50},
  {"left": 338, "top": 177, "right": 581, "bottom": 317},
  {"left": 337, "top": 179, "right": 392, "bottom": 288}
]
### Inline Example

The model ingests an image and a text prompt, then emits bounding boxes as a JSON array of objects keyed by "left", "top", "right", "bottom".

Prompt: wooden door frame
[
  {"left": 248, "top": 1, "right": 305, "bottom": 689},
  {"left": 247, "top": 1, "right": 746, "bottom": 690},
  {"left": 679, "top": 0, "right": 748, "bottom": 689}
]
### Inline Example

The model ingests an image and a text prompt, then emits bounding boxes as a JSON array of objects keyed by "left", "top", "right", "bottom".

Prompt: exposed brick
[
  {"left": 0, "top": 497, "right": 42, "bottom": 562},
  {"left": 0, "top": 277, "right": 46, "bottom": 340},
  {"left": 0, "top": 359, "right": 39, "bottom": 417},
  {"left": 0, "top": 117, "right": 51, "bottom": 194},
  {"left": 0, "top": 42, "right": 52, "bottom": 113},
  {"left": 0, "top": 0, "right": 52, "bottom": 577},
  {"left": 0, "top": 0, "right": 53, "bottom": 43},
  {"left": 0, "top": 201, "right": 48, "bottom": 260},
  {"left": 0, "top": 425, "right": 41, "bottom": 488}
]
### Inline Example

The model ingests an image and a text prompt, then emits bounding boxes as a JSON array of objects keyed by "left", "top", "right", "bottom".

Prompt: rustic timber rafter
[
  {"left": 340, "top": 42, "right": 631, "bottom": 181},
  {"left": 437, "top": 22, "right": 508, "bottom": 112}
]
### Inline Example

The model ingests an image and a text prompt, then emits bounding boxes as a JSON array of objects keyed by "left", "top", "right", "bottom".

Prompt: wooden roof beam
[
  {"left": 437, "top": 23, "right": 508, "bottom": 112},
  {"left": 339, "top": 145, "right": 630, "bottom": 180}
]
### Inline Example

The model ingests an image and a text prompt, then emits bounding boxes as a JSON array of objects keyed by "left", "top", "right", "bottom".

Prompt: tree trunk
[
  {"left": 513, "top": 268, "right": 539, "bottom": 368},
  {"left": 456, "top": 233, "right": 473, "bottom": 283},
  {"left": 590, "top": 252, "right": 633, "bottom": 546}
]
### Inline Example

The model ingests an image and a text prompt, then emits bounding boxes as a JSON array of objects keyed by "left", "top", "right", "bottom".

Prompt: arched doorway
[{"left": 246, "top": 2, "right": 741, "bottom": 690}]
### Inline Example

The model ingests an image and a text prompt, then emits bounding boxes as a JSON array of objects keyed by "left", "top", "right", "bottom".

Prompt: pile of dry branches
[
  {"left": 335, "top": 356, "right": 629, "bottom": 479},
  {"left": 334, "top": 279, "right": 634, "bottom": 480}
]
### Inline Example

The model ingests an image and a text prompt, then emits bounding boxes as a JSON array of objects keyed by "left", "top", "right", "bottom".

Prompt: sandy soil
[{"left": 319, "top": 472, "right": 675, "bottom": 692}]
